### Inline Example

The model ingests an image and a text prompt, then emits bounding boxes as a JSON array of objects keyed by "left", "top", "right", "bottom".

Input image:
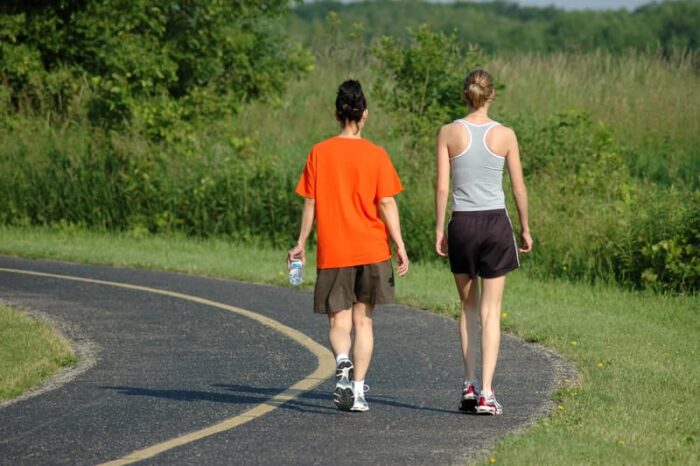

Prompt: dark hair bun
[{"left": 336, "top": 80, "right": 367, "bottom": 125}]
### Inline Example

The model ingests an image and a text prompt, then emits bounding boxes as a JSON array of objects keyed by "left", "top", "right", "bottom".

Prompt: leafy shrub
[
  {"left": 623, "top": 190, "right": 700, "bottom": 293},
  {"left": 372, "top": 24, "right": 483, "bottom": 160},
  {"left": 514, "top": 111, "right": 699, "bottom": 292},
  {"left": 0, "top": 0, "right": 311, "bottom": 136},
  {"left": 0, "top": 118, "right": 302, "bottom": 247}
]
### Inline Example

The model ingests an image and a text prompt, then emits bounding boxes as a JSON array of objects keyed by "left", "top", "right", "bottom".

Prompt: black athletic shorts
[{"left": 447, "top": 209, "right": 520, "bottom": 278}]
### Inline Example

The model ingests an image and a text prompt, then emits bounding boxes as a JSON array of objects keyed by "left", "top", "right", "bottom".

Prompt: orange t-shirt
[{"left": 295, "top": 136, "right": 403, "bottom": 269}]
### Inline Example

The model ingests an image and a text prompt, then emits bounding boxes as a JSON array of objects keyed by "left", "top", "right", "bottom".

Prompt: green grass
[
  {"left": 0, "top": 225, "right": 697, "bottom": 464},
  {"left": 0, "top": 302, "right": 77, "bottom": 402}
]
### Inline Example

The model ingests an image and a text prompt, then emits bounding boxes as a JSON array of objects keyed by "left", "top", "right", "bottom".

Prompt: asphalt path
[{"left": 0, "top": 256, "right": 571, "bottom": 465}]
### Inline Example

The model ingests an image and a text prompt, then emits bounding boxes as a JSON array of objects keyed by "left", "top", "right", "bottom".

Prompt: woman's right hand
[
  {"left": 288, "top": 243, "right": 306, "bottom": 266},
  {"left": 435, "top": 231, "right": 448, "bottom": 257}
]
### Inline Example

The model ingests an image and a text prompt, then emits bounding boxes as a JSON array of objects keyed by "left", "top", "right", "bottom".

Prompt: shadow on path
[{"left": 100, "top": 383, "right": 460, "bottom": 416}]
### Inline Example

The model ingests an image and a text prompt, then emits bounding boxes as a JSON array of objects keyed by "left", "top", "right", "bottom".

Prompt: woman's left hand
[{"left": 519, "top": 231, "right": 533, "bottom": 253}]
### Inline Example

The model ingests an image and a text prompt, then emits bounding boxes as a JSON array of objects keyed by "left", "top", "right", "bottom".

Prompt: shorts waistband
[{"left": 451, "top": 209, "right": 507, "bottom": 217}]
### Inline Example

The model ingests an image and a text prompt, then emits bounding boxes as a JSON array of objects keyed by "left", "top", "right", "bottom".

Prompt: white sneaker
[
  {"left": 333, "top": 359, "right": 354, "bottom": 411},
  {"left": 350, "top": 384, "right": 370, "bottom": 412}
]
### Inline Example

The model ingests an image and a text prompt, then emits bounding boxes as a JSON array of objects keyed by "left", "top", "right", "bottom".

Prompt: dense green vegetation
[
  {"left": 0, "top": 1, "right": 698, "bottom": 292},
  {"left": 0, "top": 303, "right": 77, "bottom": 401},
  {"left": 0, "top": 0, "right": 308, "bottom": 245},
  {"left": 0, "top": 0, "right": 310, "bottom": 132},
  {"left": 288, "top": 0, "right": 700, "bottom": 56}
]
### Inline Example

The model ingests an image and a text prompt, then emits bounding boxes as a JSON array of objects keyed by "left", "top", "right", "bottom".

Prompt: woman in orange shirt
[{"left": 289, "top": 80, "right": 409, "bottom": 412}]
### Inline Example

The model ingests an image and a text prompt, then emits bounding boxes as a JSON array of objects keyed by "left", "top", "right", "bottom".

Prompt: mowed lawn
[{"left": 0, "top": 226, "right": 697, "bottom": 464}]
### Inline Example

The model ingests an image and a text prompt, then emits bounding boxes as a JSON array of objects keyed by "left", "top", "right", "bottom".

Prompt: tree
[
  {"left": 0, "top": 0, "right": 311, "bottom": 134},
  {"left": 372, "top": 24, "right": 484, "bottom": 161}
]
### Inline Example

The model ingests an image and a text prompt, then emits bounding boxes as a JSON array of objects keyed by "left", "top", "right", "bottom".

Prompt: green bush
[
  {"left": 0, "top": 0, "right": 311, "bottom": 135},
  {"left": 512, "top": 110, "right": 699, "bottom": 292},
  {"left": 0, "top": 118, "right": 302, "bottom": 246},
  {"left": 371, "top": 25, "right": 484, "bottom": 159},
  {"left": 622, "top": 190, "right": 700, "bottom": 293}
]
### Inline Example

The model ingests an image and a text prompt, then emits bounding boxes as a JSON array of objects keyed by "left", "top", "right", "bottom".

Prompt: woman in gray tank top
[{"left": 434, "top": 69, "right": 532, "bottom": 415}]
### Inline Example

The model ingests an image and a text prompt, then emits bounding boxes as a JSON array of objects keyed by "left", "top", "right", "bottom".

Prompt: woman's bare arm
[
  {"left": 505, "top": 129, "right": 532, "bottom": 253},
  {"left": 288, "top": 198, "right": 315, "bottom": 265},
  {"left": 435, "top": 125, "right": 452, "bottom": 257},
  {"left": 378, "top": 196, "right": 409, "bottom": 276}
]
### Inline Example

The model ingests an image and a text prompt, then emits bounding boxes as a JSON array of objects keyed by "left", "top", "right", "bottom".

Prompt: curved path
[{"left": 0, "top": 256, "right": 569, "bottom": 465}]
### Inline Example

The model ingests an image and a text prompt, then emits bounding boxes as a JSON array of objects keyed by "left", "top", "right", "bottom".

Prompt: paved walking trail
[{"left": 0, "top": 256, "right": 570, "bottom": 465}]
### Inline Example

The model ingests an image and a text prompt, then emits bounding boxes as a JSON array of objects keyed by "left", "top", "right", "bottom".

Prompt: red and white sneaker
[
  {"left": 476, "top": 391, "right": 503, "bottom": 415},
  {"left": 459, "top": 382, "right": 479, "bottom": 412}
]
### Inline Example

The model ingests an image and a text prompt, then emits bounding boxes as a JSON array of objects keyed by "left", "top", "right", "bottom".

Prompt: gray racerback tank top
[{"left": 450, "top": 119, "right": 506, "bottom": 211}]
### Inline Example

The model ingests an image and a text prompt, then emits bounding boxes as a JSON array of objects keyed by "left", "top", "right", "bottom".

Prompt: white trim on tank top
[
  {"left": 451, "top": 119, "right": 505, "bottom": 160},
  {"left": 483, "top": 124, "right": 507, "bottom": 158},
  {"left": 450, "top": 119, "right": 472, "bottom": 160},
  {"left": 460, "top": 118, "right": 496, "bottom": 127}
]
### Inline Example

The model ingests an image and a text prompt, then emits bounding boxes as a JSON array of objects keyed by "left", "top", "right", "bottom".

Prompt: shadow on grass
[{"left": 99, "top": 383, "right": 459, "bottom": 415}]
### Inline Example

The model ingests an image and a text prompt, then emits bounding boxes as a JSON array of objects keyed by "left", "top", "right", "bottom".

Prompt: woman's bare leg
[
  {"left": 327, "top": 308, "right": 352, "bottom": 358},
  {"left": 351, "top": 302, "right": 374, "bottom": 381},
  {"left": 480, "top": 276, "right": 506, "bottom": 393},
  {"left": 454, "top": 273, "right": 480, "bottom": 382}
]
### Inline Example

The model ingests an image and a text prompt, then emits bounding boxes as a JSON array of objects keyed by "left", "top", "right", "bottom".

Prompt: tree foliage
[
  {"left": 289, "top": 0, "right": 700, "bottom": 57},
  {"left": 372, "top": 25, "right": 484, "bottom": 162},
  {"left": 0, "top": 0, "right": 311, "bottom": 135}
]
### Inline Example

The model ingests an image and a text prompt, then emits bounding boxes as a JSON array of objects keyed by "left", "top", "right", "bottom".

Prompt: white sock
[
  {"left": 352, "top": 380, "right": 365, "bottom": 395},
  {"left": 335, "top": 353, "right": 349, "bottom": 364}
]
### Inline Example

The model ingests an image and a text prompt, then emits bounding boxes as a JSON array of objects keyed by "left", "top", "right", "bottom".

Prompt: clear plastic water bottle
[{"left": 288, "top": 259, "right": 303, "bottom": 286}]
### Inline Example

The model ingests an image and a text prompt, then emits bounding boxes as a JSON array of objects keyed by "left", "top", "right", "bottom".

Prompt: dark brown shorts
[
  {"left": 448, "top": 209, "right": 520, "bottom": 278},
  {"left": 314, "top": 260, "right": 395, "bottom": 313}
]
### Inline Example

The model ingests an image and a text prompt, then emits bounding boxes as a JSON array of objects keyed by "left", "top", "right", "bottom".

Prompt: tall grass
[
  {"left": 0, "top": 49, "right": 697, "bottom": 290},
  {"left": 0, "top": 116, "right": 302, "bottom": 244},
  {"left": 238, "top": 48, "right": 700, "bottom": 187},
  {"left": 489, "top": 50, "right": 700, "bottom": 186},
  {"left": 231, "top": 48, "right": 700, "bottom": 291}
]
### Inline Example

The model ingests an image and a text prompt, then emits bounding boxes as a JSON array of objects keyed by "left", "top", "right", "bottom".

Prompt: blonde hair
[{"left": 463, "top": 69, "right": 494, "bottom": 109}]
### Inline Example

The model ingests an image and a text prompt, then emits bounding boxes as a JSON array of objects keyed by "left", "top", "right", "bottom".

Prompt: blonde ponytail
[{"left": 463, "top": 70, "right": 494, "bottom": 109}]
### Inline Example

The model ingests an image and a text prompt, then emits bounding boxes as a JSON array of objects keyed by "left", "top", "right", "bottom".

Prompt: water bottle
[{"left": 288, "top": 259, "right": 303, "bottom": 286}]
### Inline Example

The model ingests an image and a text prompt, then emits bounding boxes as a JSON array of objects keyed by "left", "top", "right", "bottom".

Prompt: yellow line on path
[{"left": 0, "top": 268, "right": 335, "bottom": 465}]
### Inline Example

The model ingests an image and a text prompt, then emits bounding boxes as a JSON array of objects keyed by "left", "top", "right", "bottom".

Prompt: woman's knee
[
  {"left": 352, "top": 303, "right": 373, "bottom": 329},
  {"left": 480, "top": 305, "right": 500, "bottom": 325},
  {"left": 329, "top": 309, "right": 352, "bottom": 331},
  {"left": 462, "top": 301, "right": 479, "bottom": 315}
]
